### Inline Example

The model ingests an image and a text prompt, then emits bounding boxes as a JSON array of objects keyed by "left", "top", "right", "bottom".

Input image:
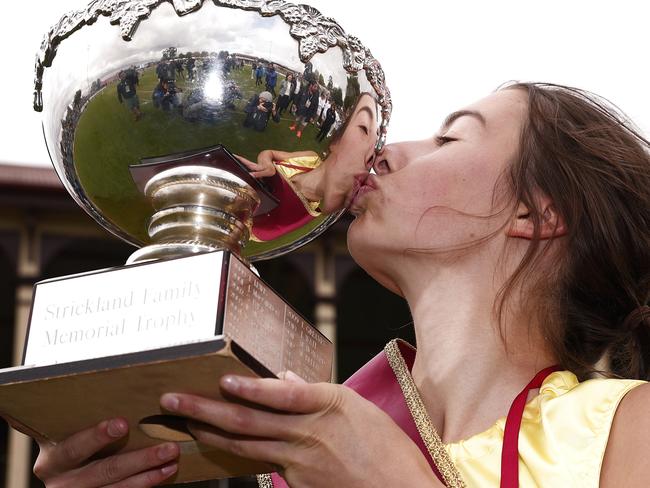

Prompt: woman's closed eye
[
  {"left": 358, "top": 124, "right": 369, "bottom": 135},
  {"left": 435, "top": 135, "right": 457, "bottom": 146}
]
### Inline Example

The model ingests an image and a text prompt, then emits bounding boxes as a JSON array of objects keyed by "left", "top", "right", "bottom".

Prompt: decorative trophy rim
[{"left": 33, "top": 0, "right": 392, "bottom": 145}]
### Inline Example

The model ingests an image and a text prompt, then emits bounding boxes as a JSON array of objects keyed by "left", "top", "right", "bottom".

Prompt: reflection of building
[
  {"left": 232, "top": 53, "right": 296, "bottom": 78},
  {"left": 0, "top": 163, "right": 413, "bottom": 488}
]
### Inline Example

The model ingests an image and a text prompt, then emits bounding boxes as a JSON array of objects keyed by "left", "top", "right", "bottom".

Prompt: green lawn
[{"left": 73, "top": 65, "right": 330, "bottom": 258}]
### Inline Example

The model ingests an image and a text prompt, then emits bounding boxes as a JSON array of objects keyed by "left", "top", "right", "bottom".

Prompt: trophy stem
[{"left": 127, "top": 165, "right": 260, "bottom": 264}]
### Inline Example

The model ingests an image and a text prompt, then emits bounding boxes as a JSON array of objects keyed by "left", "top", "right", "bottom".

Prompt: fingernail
[
  {"left": 107, "top": 419, "right": 127, "bottom": 438},
  {"left": 157, "top": 443, "right": 178, "bottom": 461},
  {"left": 160, "top": 394, "right": 180, "bottom": 411},
  {"left": 160, "top": 463, "right": 178, "bottom": 477},
  {"left": 220, "top": 375, "right": 241, "bottom": 392}
]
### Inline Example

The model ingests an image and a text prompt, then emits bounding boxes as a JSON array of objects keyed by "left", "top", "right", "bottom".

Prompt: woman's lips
[{"left": 349, "top": 175, "right": 378, "bottom": 213}]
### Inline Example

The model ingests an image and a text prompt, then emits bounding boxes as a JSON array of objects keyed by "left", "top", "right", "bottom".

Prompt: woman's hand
[
  {"left": 33, "top": 417, "right": 179, "bottom": 488},
  {"left": 235, "top": 152, "right": 276, "bottom": 178},
  {"left": 159, "top": 373, "right": 439, "bottom": 487}
]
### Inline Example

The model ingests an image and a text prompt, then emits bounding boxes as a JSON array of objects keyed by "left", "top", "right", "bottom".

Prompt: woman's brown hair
[{"left": 501, "top": 82, "right": 650, "bottom": 380}]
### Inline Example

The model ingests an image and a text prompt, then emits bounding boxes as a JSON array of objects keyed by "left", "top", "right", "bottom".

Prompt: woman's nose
[{"left": 373, "top": 145, "right": 396, "bottom": 175}]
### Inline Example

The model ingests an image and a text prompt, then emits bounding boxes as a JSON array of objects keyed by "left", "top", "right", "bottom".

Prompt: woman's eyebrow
[
  {"left": 355, "top": 106, "right": 375, "bottom": 121},
  {"left": 441, "top": 109, "right": 487, "bottom": 131}
]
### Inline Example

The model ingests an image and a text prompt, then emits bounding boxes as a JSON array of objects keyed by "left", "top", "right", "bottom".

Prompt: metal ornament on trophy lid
[{"left": 0, "top": 0, "right": 392, "bottom": 483}]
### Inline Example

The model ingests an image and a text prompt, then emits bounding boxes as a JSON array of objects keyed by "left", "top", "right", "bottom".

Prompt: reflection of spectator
[
  {"left": 175, "top": 59, "right": 185, "bottom": 80},
  {"left": 317, "top": 93, "right": 327, "bottom": 124},
  {"left": 320, "top": 97, "right": 332, "bottom": 125},
  {"left": 153, "top": 80, "right": 181, "bottom": 111},
  {"left": 317, "top": 102, "right": 336, "bottom": 142},
  {"left": 251, "top": 61, "right": 257, "bottom": 79},
  {"left": 276, "top": 73, "right": 296, "bottom": 117},
  {"left": 255, "top": 65, "right": 265, "bottom": 86},
  {"left": 265, "top": 64, "right": 278, "bottom": 96},
  {"left": 303, "top": 61, "right": 313, "bottom": 80},
  {"left": 187, "top": 58, "right": 196, "bottom": 81},
  {"left": 243, "top": 91, "right": 275, "bottom": 132},
  {"left": 289, "top": 75, "right": 302, "bottom": 114},
  {"left": 290, "top": 80, "right": 319, "bottom": 138},
  {"left": 156, "top": 61, "right": 175, "bottom": 82},
  {"left": 117, "top": 70, "right": 141, "bottom": 121}
]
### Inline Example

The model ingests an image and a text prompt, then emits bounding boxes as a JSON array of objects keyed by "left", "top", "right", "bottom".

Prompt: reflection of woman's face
[
  {"left": 321, "top": 94, "right": 378, "bottom": 213},
  {"left": 347, "top": 90, "right": 528, "bottom": 285}
]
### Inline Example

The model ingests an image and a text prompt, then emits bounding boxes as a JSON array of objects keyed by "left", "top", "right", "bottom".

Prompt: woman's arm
[
  {"left": 160, "top": 374, "right": 445, "bottom": 487},
  {"left": 236, "top": 150, "right": 319, "bottom": 178},
  {"left": 600, "top": 382, "right": 650, "bottom": 487}
]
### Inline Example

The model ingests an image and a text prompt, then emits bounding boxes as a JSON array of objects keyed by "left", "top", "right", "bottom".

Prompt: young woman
[
  {"left": 276, "top": 73, "right": 297, "bottom": 117},
  {"left": 32, "top": 83, "right": 650, "bottom": 487}
]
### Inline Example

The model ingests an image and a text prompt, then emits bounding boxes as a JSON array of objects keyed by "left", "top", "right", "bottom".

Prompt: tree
[
  {"left": 331, "top": 87, "right": 343, "bottom": 107},
  {"left": 162, "top": 47, "right": 177, "bottom": 60},
  {"left": 343, "top": 74, "right": 361, "bottom": 110},
  {"left": 318, "top": 73, "right": 325, "bottom": 86}
]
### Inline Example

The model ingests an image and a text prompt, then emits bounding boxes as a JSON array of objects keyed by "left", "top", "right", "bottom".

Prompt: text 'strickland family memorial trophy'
[{"left": 0, "top": 0, "right": 391, "bottom": 483}]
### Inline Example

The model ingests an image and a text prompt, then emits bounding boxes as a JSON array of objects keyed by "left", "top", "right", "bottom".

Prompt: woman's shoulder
[
  {"left": 533, "top": 370, "right": 645, "bottom": 445},
  {"left": 447, "top": 371, "right": 646, "bottom": 487},
  {"left": 599, "top": 381, "right": 650, "bottom": 487},
  {"left": 529, "top": 371, "right": 645, "bottom": 486}
]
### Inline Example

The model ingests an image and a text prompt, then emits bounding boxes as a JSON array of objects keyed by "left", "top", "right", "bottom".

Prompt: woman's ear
[{"left": 506, "top": 198, "right": 567, "bottom": 240}]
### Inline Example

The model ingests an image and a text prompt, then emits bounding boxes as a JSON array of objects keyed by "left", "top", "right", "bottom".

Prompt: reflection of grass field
[{"left": 74, "top": 65, "right": 328, "bottom": 257}]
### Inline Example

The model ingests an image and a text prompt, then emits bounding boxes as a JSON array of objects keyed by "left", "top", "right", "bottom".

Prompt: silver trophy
[
  {"left": 0, "top": 0, "right": 392, "bottom": 483},
  {"left": 33, "top": 0, "right": 392, "bottom": 264}
]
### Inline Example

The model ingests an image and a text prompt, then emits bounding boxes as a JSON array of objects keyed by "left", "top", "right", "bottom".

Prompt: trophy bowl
[{"left": 34, "top": 0, "right": 392, "bottom": 262}]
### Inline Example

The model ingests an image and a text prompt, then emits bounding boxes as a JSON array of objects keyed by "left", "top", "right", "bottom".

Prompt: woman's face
[
  {"left": 347, "top": 89, "right": 528, "bottom": 272},
  {"left": 321, "top": 94, "right": 379, "bottom": 213}
]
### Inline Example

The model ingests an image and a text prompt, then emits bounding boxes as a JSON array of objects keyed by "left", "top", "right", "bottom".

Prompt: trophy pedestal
[{"left": 0, "top": 251, "right": 332, "bottom": 483}]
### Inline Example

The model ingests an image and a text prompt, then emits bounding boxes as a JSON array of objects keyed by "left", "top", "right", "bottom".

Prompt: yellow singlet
[{"left": 445, "top": 371, "right": 644, "bottom": 487}]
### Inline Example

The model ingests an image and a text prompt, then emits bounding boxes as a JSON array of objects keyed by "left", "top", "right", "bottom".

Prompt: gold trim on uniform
[
  {"left": 256, "top": 473, "right": 274, "bottom": 488},
  {"left": 384, "top": 340, "right": 466, "bottom": 488}
]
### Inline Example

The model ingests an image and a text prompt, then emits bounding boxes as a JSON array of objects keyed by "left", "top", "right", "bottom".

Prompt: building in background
[{"left": 0, "top": 162, "right": 414, "bottom": 488}]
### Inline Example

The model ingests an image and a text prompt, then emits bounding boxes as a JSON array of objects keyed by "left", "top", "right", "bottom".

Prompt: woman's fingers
[
  {"left": 255, "top": 152, "right": 277, "bottom": 177},
  {"left": 235, "top": 154, "right": 275, "bottom": 178},
  {"left": 234, "top": 154, "right": 258, "bottom": 170},
  {"left": 35, "top": 418, "right": 128, "bottom": 478},
  {"left": 104, "top": 462, "right": 178, "bottom": 488},
  {"left": 220, "top": 376, "right": 339, "bottom": 414},
  {"left": 160, "top": 394, "right": 297, "bottom": 439},
  {"left": 251, "top": 164, "right": 276, "bottom": 178},
  {"left": 250, "top": 169, "right": 273, "bottom": 178},
  {"left": 186, "top": 422, "right": 288, "bottom": 465},
  {"left": 63, "top": 443, "right": 179, "bottom": 488}
]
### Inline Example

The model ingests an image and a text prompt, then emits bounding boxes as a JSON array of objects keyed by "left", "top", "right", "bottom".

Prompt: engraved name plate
[{"left": 223, "top": 258, "right": 333, "bottom": 383}]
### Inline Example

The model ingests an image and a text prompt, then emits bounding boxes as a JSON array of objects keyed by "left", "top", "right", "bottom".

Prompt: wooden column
[
  {"left": 5, "top": 227, "right": 40, "bottom": 488},
  {"left": 314, "top": 242, "right": 338, "bottom": 382}
]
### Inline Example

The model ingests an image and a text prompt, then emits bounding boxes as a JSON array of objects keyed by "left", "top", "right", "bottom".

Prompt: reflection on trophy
[{"left": 0, "top": 0, "right": 391, "bottom": 483}]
